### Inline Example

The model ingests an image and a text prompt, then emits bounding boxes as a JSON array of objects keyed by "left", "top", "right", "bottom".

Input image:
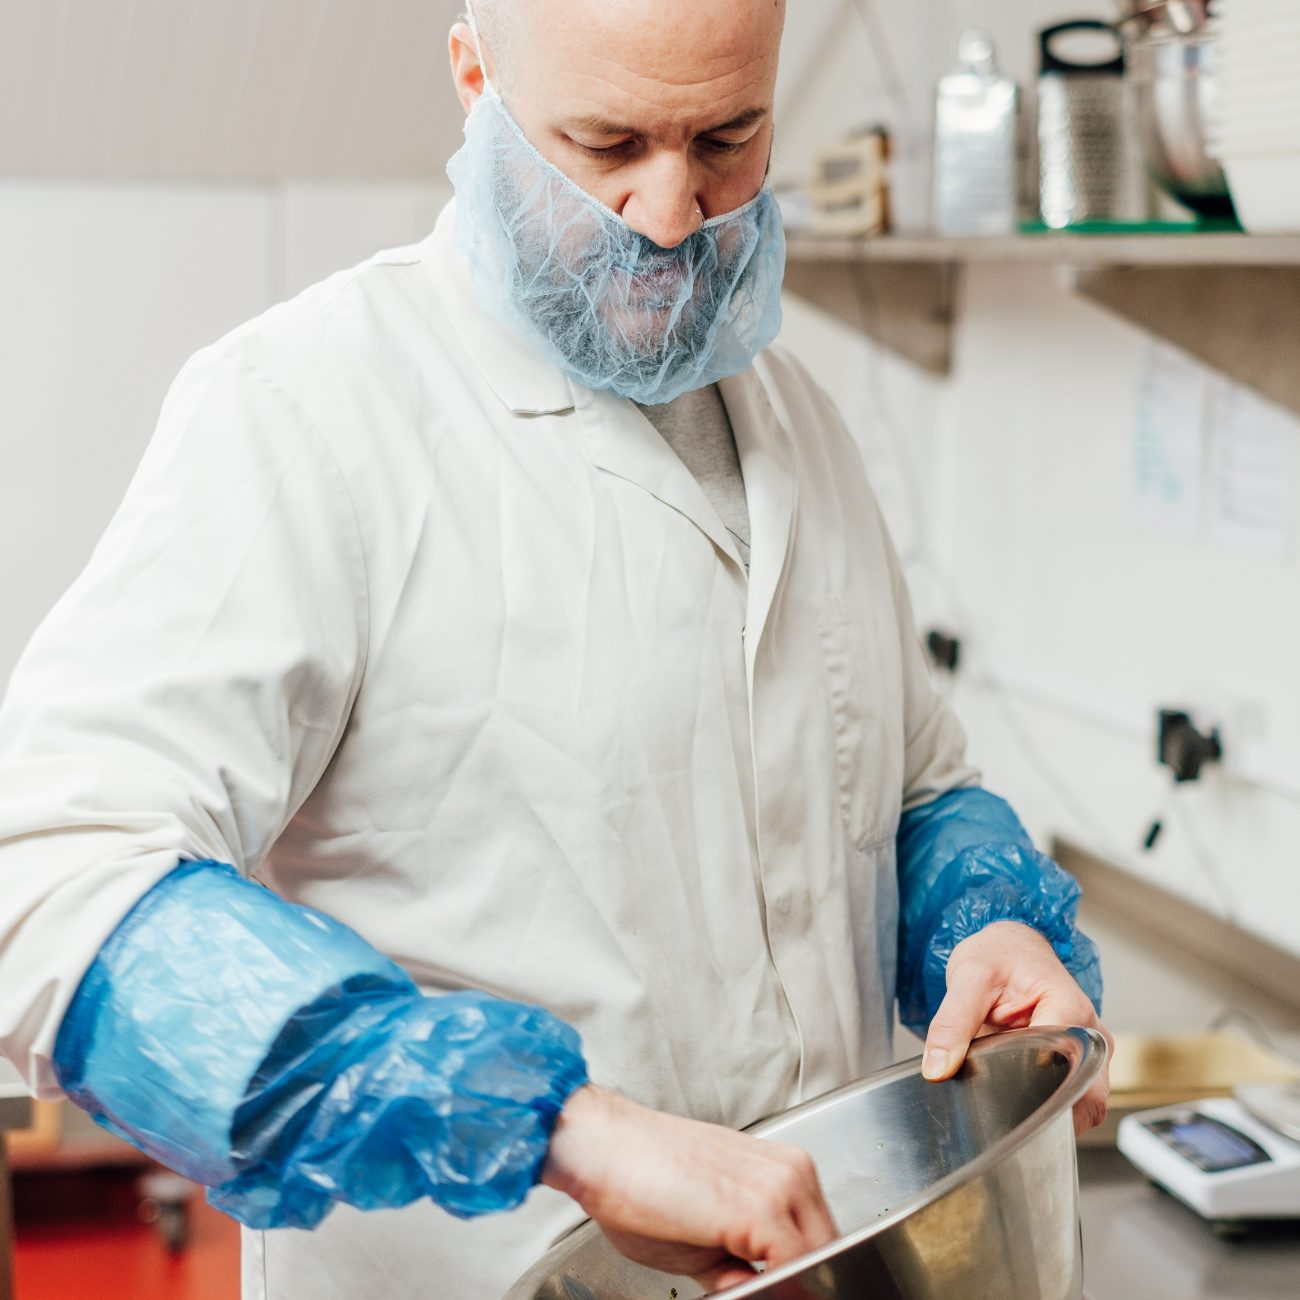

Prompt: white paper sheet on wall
[
  {"left": 1207, "top": 382, "right": 1298, "bottom": 560},
  {"left": 1133, "top": 343, "right": 1299, "bottom": 559},
  {"left": 1133, "top": 343, "right": 1209, "bottom": 539}
]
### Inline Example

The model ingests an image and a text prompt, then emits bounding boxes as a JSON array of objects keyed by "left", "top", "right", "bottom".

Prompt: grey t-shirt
[{"left": 637, "top": 384, "right": 751, "bottom": 571}]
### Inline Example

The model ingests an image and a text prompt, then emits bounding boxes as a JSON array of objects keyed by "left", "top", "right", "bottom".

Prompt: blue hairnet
[
  {"left": 445, "top": 87, "right": 787, "bottom": 406},
  {"left": 896, "top": 788, "right": 1103, "bottom": 1037},
  {"left": 54, "top": 861, "right": 589, "bottom": 1228}
]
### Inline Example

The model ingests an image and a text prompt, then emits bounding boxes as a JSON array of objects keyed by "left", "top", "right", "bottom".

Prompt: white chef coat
[{"left": 0, "top": 200, "right": 976, "bottom": 1300}]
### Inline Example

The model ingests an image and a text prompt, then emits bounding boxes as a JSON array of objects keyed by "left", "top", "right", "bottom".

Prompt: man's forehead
[
  {"left": 495, "top": 0, "right": 784, "bottom": 133},
  {"left": 496, "top": 0, "right": 785, "bottom": 73},
  {"left": 561, "top": 105, "right": 769, "bottom": 140}
]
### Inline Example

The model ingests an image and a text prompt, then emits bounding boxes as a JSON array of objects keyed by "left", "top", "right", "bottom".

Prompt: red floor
[{"left": 13, "top": 1170, "right": 240, "bottom": 1300}]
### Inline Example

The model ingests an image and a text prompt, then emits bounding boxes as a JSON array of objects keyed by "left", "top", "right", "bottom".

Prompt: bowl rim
[
  {"left": 515, "top": 1025, "right": 1107, "bottom": 1300},
  {"left": 707, "top": 1024, "right": 1107, "bottom": 1299}
]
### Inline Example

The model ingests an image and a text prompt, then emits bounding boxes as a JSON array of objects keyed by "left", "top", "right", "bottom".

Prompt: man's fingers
[
  {"left": 781, "top": 1148, "right": 838, "bottom": 1248},
  {"left": 792, "top": 1184, "right": 838, "bottom": 1249},
  {"left": 923, "top": 966, "right": 999, "bottom": 1080},
  {"left": 562, "top": 1090, "right": 841, "bottom": 1284},
  {"left": 731, "top": 1154, "right": 837, "bottom": 1275},
  {"left": 1072, "top": 1077, "right": 1111, "bottom": 1136},
  {"left": 738, "top": 1204, "right": 813, "bottom": 1275},
  {"left": 1025, "top": 989, "right": 1098, "bottom": 1032},
  {"left": 1025, "top": 996, "right": 1112, "bottom": 1135},
  {"left": 693, "top": 1260, "right": 757, "bottom": 1293}
]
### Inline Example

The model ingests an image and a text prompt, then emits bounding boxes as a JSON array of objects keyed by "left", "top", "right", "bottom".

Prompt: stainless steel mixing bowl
[
  {"left": 1118, "top": 1, "right": 1213, "bottom": 37},
  {"left": 505, "top": 1026, "right": 1108, "bottom": 1300},
  {"left": 1127, "top": 29, "right": 1234, "bottom": 216}
]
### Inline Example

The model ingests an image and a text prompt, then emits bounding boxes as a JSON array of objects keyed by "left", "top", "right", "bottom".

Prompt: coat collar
[
  {"left": 573, "top": 385, "right": 747, "bottom": 575},
  {"left": 721, "top": 366, "right": 798, "bottom": 682},
  {"left": 420, "top": 199, "right": 798, "bottom": 675},
  {"left": 419, "top": 199, "right": 576, "bottom": 417}
]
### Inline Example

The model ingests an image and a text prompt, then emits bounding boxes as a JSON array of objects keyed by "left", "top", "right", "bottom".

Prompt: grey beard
[{"left": 504, "top": 218, "right": 740, "bottom": 396}]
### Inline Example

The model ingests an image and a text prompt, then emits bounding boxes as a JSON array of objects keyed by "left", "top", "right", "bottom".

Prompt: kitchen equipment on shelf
[
  {"left": 932, "top": 29, "right": 1021, "bottom": 236},
  {"left": 1038, "top": 20, "right": 1151, "bottom": 228},
  {"left": 1124, "top": 19, "right": 1233, "bottom": 215},
  {"left": 1211, "top": 0, "right": 1300, "bottom": 232},
  {"left": 1118, "top": 0, "right": 1215, "bottom": 36},
  {"left": 804, "top": 127, "right": 891, "bottom": 237},
  {"left": 505, "top": 1026, "right": 1107, "bottom": 1300},
  {"left": 1118, "top": 1080, "right": 1300, "bottom": 1223}
]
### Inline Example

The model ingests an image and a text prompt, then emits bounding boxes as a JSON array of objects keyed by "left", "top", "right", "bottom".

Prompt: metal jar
[{"left": 504, "top": 1026, "right": 1108, "bottom": 1300}]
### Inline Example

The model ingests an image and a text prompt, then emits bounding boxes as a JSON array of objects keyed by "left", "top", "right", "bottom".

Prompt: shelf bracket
[
  {"left": 1069, "top": 263, "right": 1300, "bottom": 419},
  {"left": 782, "top": 257, "right": 957, "bottom": 375}
]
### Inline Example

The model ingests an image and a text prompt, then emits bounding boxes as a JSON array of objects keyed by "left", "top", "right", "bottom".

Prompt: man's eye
[
  {"left": 702, "top": 137, "right": 748, "bottom": 155},
  {"left": 574, "top": 139, "right": 633, "bottom": 157}
]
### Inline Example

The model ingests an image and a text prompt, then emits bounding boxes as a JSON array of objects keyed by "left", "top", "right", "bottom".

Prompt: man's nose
[{"left": 619, "top": 156, "right": 703, "bottom": 249}]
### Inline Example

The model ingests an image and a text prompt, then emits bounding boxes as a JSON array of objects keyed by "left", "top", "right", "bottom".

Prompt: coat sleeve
[
  {"left": 894, "top": 788, "right": 1104, "bottom": 1036},
  {"left": 0, "top": 346, "right": 368, "bottom": 1094},
  {"left": 53, "top": 860, "right": 589, "bottom": 1228}
]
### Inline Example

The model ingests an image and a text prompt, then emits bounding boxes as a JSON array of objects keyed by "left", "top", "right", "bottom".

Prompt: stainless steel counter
[{"left": 1080, "top": 1147, "right": 1300, "bottom": 1299}]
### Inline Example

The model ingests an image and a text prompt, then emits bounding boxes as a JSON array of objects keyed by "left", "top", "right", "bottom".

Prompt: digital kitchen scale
[{"left": 1118, "top": 1082, "right": 1300, "bottom": 1223}]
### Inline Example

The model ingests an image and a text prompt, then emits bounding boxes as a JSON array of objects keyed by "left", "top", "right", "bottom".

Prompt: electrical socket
[
  {"left": 924, "top": 628, "right": 962, "bottom": 674},
  {"left": 1156, "top": 708, "right": 1223, "bottom": 783}
]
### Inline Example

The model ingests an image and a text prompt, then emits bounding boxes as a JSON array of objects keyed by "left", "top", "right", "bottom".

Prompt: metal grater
[{"left": 1038, "top": 20, "right": 1149, "bottom": 227}]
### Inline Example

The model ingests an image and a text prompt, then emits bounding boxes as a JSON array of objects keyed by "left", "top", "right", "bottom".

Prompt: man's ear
[{"left": 448, "top": 21, "right": 487, "bottom": 116}]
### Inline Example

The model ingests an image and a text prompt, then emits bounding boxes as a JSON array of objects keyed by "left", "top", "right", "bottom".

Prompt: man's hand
[
  {"left": 542, "top": 1085, "right": 838, "bottom": 1292},
  {"left": 921, "top": 921, "right": 1113, "bottom": 1134}
]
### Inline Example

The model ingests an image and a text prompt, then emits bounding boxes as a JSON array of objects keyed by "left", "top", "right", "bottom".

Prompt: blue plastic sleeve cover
[
  {"left": 53, "top": 861, "right": 590, "bottom": 1229},
  {"left": 895, "top": 787, "right": 1103, "bottom": 1037}
]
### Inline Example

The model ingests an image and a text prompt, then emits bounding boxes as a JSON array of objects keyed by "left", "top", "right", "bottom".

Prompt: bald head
[
  {"left": 451, "top": 0, "right": 786, "bottom": 246},
  {"left": 468, "top": 0, "right": 785, "bottom": 88},
  {"left": 465, "top": 0, "right": 518, "bottom": 84}
]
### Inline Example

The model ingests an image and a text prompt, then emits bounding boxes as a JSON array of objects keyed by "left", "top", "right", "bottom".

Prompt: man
[{"left": 0, "top": 2, "right": 1109, "bottom": 1297}]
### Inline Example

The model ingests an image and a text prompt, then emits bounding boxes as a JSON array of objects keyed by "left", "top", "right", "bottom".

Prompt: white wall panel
[
  {"left": 0, "top": 175, "right": 452, "bottom": 682},
  {"left": 0, "top": 0, "right": 466, "bottom": 182},
  {"left": 0, "top": 181, "right": 273, "bottom": 676},
  {"left": 276, "top": 179, "right": 449, "bottom": 298},
  {"left": 0, "top": 0, "right": 54, "bottom": 173},
  {"left": 923, "top": 263, "right": 1300, "bottom": 957},
  {"left": 100, "top": 0, "right": 201, "bottom": 179},
  {"left": 164, "top": 2, "right": 281, "bottom": 179}
]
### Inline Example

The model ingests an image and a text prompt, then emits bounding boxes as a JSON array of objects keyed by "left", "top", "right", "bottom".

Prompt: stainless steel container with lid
[
  {"left": 1038, "top": 20, "right": 1150, "bottom": 227},
  {"left": 504, "top": 1026, "right": 1108, "bottom": 1300}
]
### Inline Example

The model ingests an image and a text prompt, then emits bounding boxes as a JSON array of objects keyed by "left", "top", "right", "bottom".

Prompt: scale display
[
  {"left": 1119, "top": 1096, "right": 1300, "bottom": 1221},
  {"left": 1142, "top": 1114, "right": 1272, "bottom": 1173}
]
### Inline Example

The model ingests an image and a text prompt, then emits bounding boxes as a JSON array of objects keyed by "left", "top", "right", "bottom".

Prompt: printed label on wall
[
  {"left": 1134, "top": 343, "right": 1210, "bottom": 539},
  {"left": 1134, "top": 343, "right": 1298, "bottom": 560}
]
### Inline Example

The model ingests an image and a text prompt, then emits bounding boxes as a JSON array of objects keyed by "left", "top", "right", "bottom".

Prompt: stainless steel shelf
[{"left": 783, "top": 232, "right": 1300, "bottom": 417}]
